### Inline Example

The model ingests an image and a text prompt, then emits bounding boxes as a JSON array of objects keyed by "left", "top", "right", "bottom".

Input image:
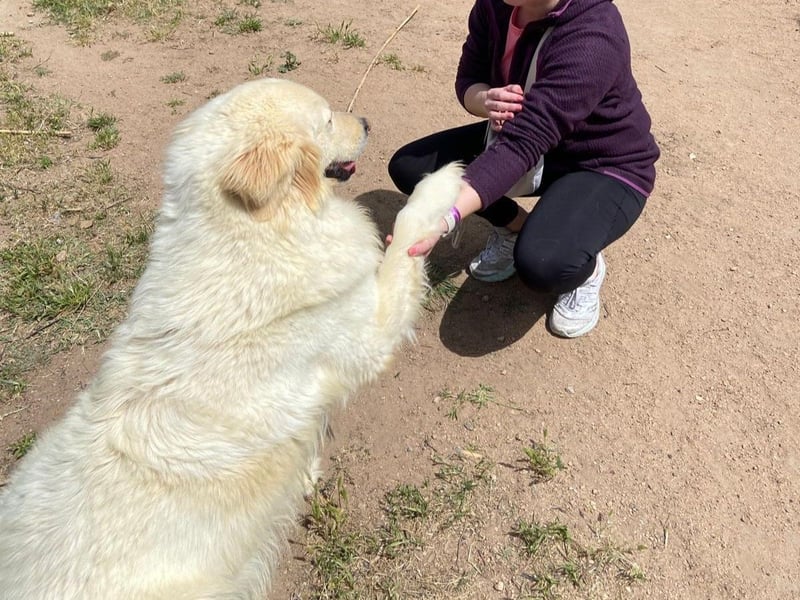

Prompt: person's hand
[
  {"left": 485, "top": 84, "right": 524, "bottom": 131},
  {"left": 407, "top": 230, "right": 442, "bottom": 257},
  {"left": 384, "top": 219, "right": 447, "bottom": 258}
]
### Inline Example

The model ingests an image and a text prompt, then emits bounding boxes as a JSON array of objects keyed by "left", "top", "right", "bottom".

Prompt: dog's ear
[{"left": 220, "top": 134, "right": 322, "bottom": 221}]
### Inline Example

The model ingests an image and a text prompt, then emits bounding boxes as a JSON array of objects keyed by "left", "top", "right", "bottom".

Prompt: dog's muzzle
[{"left": 324, "top": 161, "right": 357, "bottom": 182}]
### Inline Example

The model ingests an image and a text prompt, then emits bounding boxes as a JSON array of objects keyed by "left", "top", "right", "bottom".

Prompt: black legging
[{"left": 388, "top": 121, "right": 646, "bottom": 294}]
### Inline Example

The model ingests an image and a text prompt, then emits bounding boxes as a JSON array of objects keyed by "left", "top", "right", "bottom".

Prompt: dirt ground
[{"left": 1, "top": 0, "right": 799, "bottom": 598}]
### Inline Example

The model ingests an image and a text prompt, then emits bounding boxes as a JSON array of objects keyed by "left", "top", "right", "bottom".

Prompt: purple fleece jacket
[{"left": 456, "top": 0, "right": 660, "bottom": 207}]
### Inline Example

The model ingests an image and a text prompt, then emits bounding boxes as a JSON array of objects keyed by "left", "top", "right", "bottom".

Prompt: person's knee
[
  {"left": 515, "top": 248, "right": 592, "bottom": 295},
  {"left": 515, "top": 255, "right": 564, "bottom": 293},
  {"left": 387, "top": 153, "right": 415, "bottom": 195}
]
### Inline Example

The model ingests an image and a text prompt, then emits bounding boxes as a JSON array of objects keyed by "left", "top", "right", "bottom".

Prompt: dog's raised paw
[
  {"left": 393, "top": 162, "right": 464, "bottom": 244},
  {"left": 406, "top": 162, "right": 464, "bottom": 211}
]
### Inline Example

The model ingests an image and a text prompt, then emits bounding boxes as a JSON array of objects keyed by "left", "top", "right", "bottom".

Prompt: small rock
[{"left": 494, "top": 581, "right": 505, "bottom": 592}]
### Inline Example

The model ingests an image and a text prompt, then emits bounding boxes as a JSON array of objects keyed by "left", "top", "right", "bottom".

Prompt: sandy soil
[{"left": 1, "top": 0, "right": 799, "bottom": 598}]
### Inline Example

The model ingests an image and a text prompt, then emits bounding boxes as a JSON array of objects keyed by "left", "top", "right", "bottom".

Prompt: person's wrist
[{"left": 441, "top": 205, "right": 462, "bottom": 237}]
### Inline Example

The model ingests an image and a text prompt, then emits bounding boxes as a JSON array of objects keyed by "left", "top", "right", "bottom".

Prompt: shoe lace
[
  {"left": 558, "top": 273, "right": 598, "bottom": 311},
  {"left": 557, "top": 288, "right": 577, "bottom": 310},
  {"left": 480, "top": 230, "right": 515, "bottom": 262}
]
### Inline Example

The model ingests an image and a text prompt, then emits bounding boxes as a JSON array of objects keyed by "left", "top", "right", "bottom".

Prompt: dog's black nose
[{"left": 360, "top": 117, "right": 370, "bottom": 134}]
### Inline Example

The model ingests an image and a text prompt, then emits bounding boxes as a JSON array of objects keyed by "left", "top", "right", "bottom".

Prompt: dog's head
[{"left": 166, "top": 78, "right": 369, "bottom": 222}]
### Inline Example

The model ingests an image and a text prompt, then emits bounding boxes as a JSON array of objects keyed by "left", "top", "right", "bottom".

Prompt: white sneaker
[
  {"left": 549, "top": 252, "right": 606, "bottom": 338},
  {"left": 468, "top": 227, "right": 518, "bottom": 282}
]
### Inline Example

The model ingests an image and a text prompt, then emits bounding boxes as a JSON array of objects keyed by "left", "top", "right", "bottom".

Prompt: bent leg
[
  {"left": 388, "top": 122, "right": 521, "bottom": 226},
  {"left": 514, "top": 171, "right": 646, "bottom": 294},
  {"left": 388, "top": 122, "right": 485, "bottom": 194}
]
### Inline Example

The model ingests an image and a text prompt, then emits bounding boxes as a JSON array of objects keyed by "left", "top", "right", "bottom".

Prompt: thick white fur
[{"left": 0, "top": 78, "right": 463, "bottom": 599}]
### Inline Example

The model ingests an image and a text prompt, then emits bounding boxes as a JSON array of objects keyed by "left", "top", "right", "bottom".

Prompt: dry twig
[
  {"left": 347, "top": 5, "right": 420, "bottom": 113},
  {"left": 0, "top": 407, "right": 25, "bottom": 421},
  {"left": 0, "top": 128, "right": 72, "bottom": 137}
]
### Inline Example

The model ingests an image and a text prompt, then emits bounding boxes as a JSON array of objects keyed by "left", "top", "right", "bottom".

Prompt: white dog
[{"left": 0, "top": 78, "right": 462, "bottom": 599}]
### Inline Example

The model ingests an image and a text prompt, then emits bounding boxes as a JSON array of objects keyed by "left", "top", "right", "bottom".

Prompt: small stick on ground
[
  {"left": 346, "top": 5, "right": 420, "bottom": 113},
  {"left": 0, "top": 407, "right": 25, "bottom": 421},
  {"left": 0, "top": 129, "right": 73, "bottom": 137}
]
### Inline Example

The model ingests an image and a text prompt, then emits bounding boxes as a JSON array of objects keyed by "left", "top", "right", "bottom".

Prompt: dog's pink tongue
[{"left": 342, "top": 161, "right": 356, "bottom": 175}]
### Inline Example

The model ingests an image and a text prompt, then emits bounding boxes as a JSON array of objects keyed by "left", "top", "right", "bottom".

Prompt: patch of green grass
[
  {"left": 305, "top": 474, "right": 369, "bottom": 597},
  {"left": 86, "top": 158, "right": 114, "bottom": 185},
  {"left": 100, "top": 50, "right": 120, "bottom": 61},
  {"left": 166, "top": 98, "right": 185, "bottom": 113},
  {"left": 8, "top": 432, "right": 36, "bottom": 459},
  {"left": 0, "top": 367, "right": 27, "bottom": 397},
  {"left": 146, "top": 10, "right": 183, "bottom": 42},
  {"left": 515, "top": 519, "right": 572, "bottom": 558},
  {"left": 31, "top": 0, "right": 184, "bottom": 45},
  {"left": 512, "top": 517, "right": 646, "bottom": 598},
  {"left": 237, "top": 15, "right": 261, "bottom": 33},
  {"left": 315, "top": 21, "right": 365, "bottom": 49},
  {"left": 247, "top": 55, "right": 272, "bottom": 76},
  {"left": 160, "top": 70, "right": 186, "bottom": 84},
  {"left": 0, "top": 57, "right": 153, "bottom": 403},
  {"left": 0, "top": 33, "right": 33, "bottom": 63},
  {"left": 443, "top": 383, "right": 494, "bottom": 420},
  {"left": 86, "top": 112, "right": 116, "bottom": 132},
  {"left": 90, "top": 124, "right": 120, "bottom": 150},
  {"left": 32, "top": 0, "right": 112, "bottom": 31},
  {"left": 239, "top": 0, "right": 260, "bottom": 6},
  {"left": 384, "top": 483, "right": 429, "bottom": 521},
  {"left": 284, "top": 18, "right": 302, "bottom": 27},
  {"left": 0, "top": 215, "right": 151, "bottom": 400},
  {"left": 214, "top": 8, "right": 237, "bottom": 28},
  {"left": 277, "top": 50, "right": 300, "bottom": 73},
  {"left": 379, "top": 52, "right": 404, "bottom": 70},
  {"left": 0, "top": 71, "right": 72, "bottom": 170},
  {"left": 522, "top": 429, "right": 565, "bottom": 484},
  {"left": 422, "top": 266, "right": 460, "bottom": 311},
  {"left": 214, "top": 9, "right": 261, "bottom": 35},
  {"left": 304, "top": 453, "right": 493, "bottom": 597},
  {"left": 87, "top": 111, "right": 120, "bottom": 150},
  {"left": 0, "top": 237, "right": 95, "bottom": 321},
  {"left": 2, "top": 87, "right": 71, "bottom": 131},
  {"left": 431, "top": 453, "right": 494, "bottom": 527}
]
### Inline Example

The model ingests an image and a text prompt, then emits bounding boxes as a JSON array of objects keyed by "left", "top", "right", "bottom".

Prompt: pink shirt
[{"left": 500, "top": 7, "right": 523, "bottom": 84}]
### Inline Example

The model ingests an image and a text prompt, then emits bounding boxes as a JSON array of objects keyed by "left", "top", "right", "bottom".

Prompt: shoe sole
[
  {"left": 468, "top": 264, "right": 516, "bottom": 283},
  {"left": 548, "top": 304, "right": 600, "bottom": 338}
]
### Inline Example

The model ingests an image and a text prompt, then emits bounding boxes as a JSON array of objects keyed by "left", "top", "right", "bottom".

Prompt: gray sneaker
[
  {"left": 468, "top": 227, "right": 518, "bottom": 282},
  {"left": 549, "top": 252, "right": 606, "bottom": 338}
]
